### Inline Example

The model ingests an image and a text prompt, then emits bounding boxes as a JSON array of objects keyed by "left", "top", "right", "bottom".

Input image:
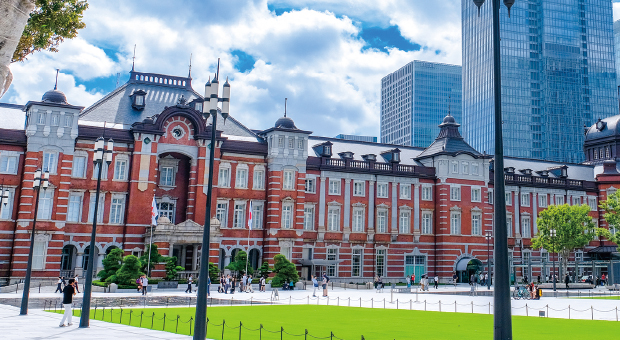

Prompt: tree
[
  {"left": 271, "top": 254, "right": 299, "bottom": 287},
  {"left": 140, "top": 244, "right": 165, "bottom": 276},
  {"left": 532, "top": 204, "right": 600, "bottom": 277},
  {"left": 258, "top": 261, "right": 272, "bottom": 278},
  {"left": 163, "top": 256, "right": 185, "bottom": 281},
  {"left": 225, "top": 250, "right": 254, "bottom": 278},
  {"left": 597, "top": 190, "right": 620, "bottom": 249},
  {"left": 108, "top": 255, "right": 143, "bottom": 286},
  {"left": 0, "top": 0, "right": 88, "bottom": 98},
  {"left": 97, "top": 248, "right": 123, "bottom": 281},
  {"left": 209, "top": 262, "right": 220, "bottom": 284}
]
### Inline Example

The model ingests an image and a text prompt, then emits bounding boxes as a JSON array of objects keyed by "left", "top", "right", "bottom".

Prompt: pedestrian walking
[
  {"left": 55, "top": 277, "right": 63, "bottom": 293},
  {"left": 322, "top": 274, "right": 329, "bottom": 297},
  {"left": 73, "top": 275, "right": 80, "bottom": 293},
  {"left": 230, "top": 277, "right": 236, "bottom": 294},
  {"left": 453, "top": 272, "right": 458, "bottom": 288},
  {"left": 241, "top": 274, "right": 247, "bottom": 292},
  {"left": 564, "top": 274, "right": 570, "bottom": 289},
  {"left": 141, "top": 275, "right": 149, "bottom": 295},
  {"left": 260, "top": 276, "right": 266, "bottom": 292},
  {"left": 246, "top": 275, "right": 254, "bottom": 292},
  {"left": 59, "top": 278, "right": 76, "bottom": 327},
  {"left": 434, "top": 275, "right": 439, "bottom": 289},
  {"left": 185, "top": 275, "right": 193, "bottom": 293},
  {"left": 312, "top": 275, "right": 318, "bottom": 297}
]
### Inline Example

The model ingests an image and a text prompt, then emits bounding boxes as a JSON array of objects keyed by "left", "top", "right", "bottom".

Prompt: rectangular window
[
  {"left": 43, "top": 152, "right": 57, "bottom": 173},
  {"left": 351, "top": 249, "right": 362, "bottom": 277},
  {"left": 304, "top": 206, "right": 314, "bottom": 230},
  {"left": 253, "top": 169, "right": 265, "bottom": 189},
  {"left": 0, "top": 189, "right": 14, "bottom": 220},
  {"left": 488, "top": 189, "right": 494, "bottom": 204},
  {"left": 282, "top": 204, "right": 293, "bottom": 229},
  {"left": 37, "top": 190, "right": 53, "bottom": 220},
  {"left": 353, "top": 181, "right": 365, "bottom": 196},
  {"left": 539, "top": 194, "right": 547, "bottom": 208},
  {"left": 252, "top": 203, "right": 263, "bottom": 229},
  {"left": 114, "top": 159, "right": 128, "bottom": 180},
  {"left": 110, "top": 195, "right": 125, "bottom": 224},
  {"left": 218, "top": 166, "right": 230, "bottom": 187},
  {"left": 64, "top": 115, "right": 72, "bottom": 127},
  {"left": 216, "top": 202, "right": 228, "bottom": 228},
  {"left": 376, "top": 249, "right": 386, "bottom": 277},
  {"left": 233, "top": 202, "right": 246, "bottom": 228},
  {"left": 507, "top": 215, "right": 513, "bottom": 237},
  {"left": 280, "top": 246, "right": 292, "bottom": 260},
  {"left": 472, "top": 162, "right": 479, "bottom": 175},
  {"left": 328, "top": 179, "right": 341, "bottom": 195},
  {"left": 505, "top": 192, "right": 512, "bottom": 206},
  {"left": 157, "top": 201, "right": 175, "bottom": 223},
  {"left": 352, "top": 208, "right": 364, "bottom": 232},
  {"left": 160, "top": 166, "right": 174, "bottom": 186},
  {"left": 236, "top": 167, "right": 248, "bottom": 189},
  {"left": 462, "top": 162, "right": 469, "bottom": 174},
  {"left": 450, "top": 211, "right": 461, "bottom": 235},
  {"left": 66, "top": 193, "right": 82, "bottom": 222},
  {"left": 422, "top": 211, "right": 432, "bottom": 234},
  {"left": 521, "top": 193, "right": 530, "bottom": 207},
  {"left": 87, "top": 193, "right": 104, "bottom": 223},
  {"left": 0, "top": 155, "right": 17, "bottom": 174},
  {"left": 278, "top": 137, "right": 284, "bottom": 148},
  {"left": 298, "top": 140, "right": 304, "bottom": 149},
  {"left": 471, "top": 213, "right": 481, "bottom": 235},
  {"left": 93, "top": 161, "right": 108, "bottom": 180},
  {"left": 572, "top": 197, "right": 581, "bottom": 206},
  {"left": 556, "top": 196, "right": 565, "bottom": 205},
  {"left": 305, "top": 178, "right": 316, "bottom": 193},
  {"left": 471, "top": 187, "right": 481, "bottom": 202},
  {"left": 32, "top": 238, "right": 47, "bottom": 270},
  {"left": 52, "top": 114, "right": 59, "bottom": 126},
  {"left": 283, "top": 171, "right": 295, "bottom": 190},
  {"left": 376, "top": 210, "right": 388, "bottom": 233},
  {"left": 522, "top": 216, "right": 531, "bottom": 238},
  {"left": 327, "top": 248, "right": 338, "bottom": 276},
  {"left": 450, "top": 186, "right": 461, "bottom": 201},
  {"left": 327, "top": 206, "right": 340, "bottom": 231},
  {"left": 377, "top": 183, "right": 388, "bottom": 198},
  {"left": 421, "top": 186, "right": 432, "bottom": 201},
  {"left": 72, "top": 156, "right": 86, "bottom": 178},
  {"left": 588, "top": 197, "right": 597, "bottom": 211},
  {"left": 399, "top": 210, "right": 410, "bottom": 234},
  {"left": 400, "top": 184, "right": 411, "bottom": 199},
  {"left": 37, "top": 112, "right": 46, "bottom": 124},
  {"left": 451, "top": 161, "right": 458, "bottom": 173}
]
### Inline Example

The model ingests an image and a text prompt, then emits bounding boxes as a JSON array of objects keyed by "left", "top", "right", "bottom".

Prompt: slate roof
[
  {"left": 504, "top": 157, "right": 595, "bottom": 182},
  {"left": 415, "top": 115, "right": 484, "bottom": 160},
  {"left": 585, "top": 115, "right": 620, "bottom": 142},
  {"left": 0, "top": 103, "right": 26, "bottom": 130},
  {"left": 308, "top": 136, "right": 425, "bottom": 166}
]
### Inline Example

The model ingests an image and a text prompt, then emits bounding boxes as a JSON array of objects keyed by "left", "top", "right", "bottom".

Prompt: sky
[{"left": 4, "top": 0, "right": 620, "bottom": 138}]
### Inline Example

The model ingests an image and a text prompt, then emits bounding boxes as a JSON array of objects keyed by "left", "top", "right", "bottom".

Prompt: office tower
[
  {"left": 334, "top": 134, "right": 378, "bottom": 143},
  {"left": 380, "top": 60, "right": 462, "bottom": 148},
  {"left": 614, "top": 20, "right": 620, "bottom": 87},
  {"left": 462, "top": 0, "right": 617, "bottom": 162}
]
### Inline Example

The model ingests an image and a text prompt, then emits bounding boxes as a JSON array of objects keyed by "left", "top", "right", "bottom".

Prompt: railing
[
  {"left": 503, "top": 174, "right": 595, "bottom": 190},
  {"left": 176, "top": 271, "right": 199, "bottom": 280},
  {"left": 307, "top": 157, "right": 435, "bottom": 177}
]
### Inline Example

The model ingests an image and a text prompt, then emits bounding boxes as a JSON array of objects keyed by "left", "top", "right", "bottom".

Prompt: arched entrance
[
  {"left": 248, "top": 249, "right": 260, "bottom": 271},
  {"left": 60, "top": 245, "right": 77, "bottom": 276},
  {"left": 455, "top": 258, "right": 483, "bottom": 283}
]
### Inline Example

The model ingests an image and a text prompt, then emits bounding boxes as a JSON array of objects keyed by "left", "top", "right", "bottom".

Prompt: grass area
[
  {"left": 574, "top": 295, "right": 620, "bottom": 300},
  {"left": 51, "top": 305, "right": 619, "bottom": 339}
]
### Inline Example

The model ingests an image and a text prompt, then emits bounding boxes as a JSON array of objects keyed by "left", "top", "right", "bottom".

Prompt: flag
[
  {"left": 151, "top": 196, "right": 158, "bottom": 226},
  {"left": 247, "top": 201, "right": 253, "bottom": 230}
]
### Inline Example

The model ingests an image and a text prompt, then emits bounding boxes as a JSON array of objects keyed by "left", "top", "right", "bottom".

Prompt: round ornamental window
[{"left": 172, "top": 127, "right": 184, "bottom": 139}]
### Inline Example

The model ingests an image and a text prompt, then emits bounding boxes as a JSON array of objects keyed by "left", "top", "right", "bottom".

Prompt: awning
[
  {"left": 456, "top": 258, "right": 471, "bottom": 271},
  {"left": 587, "top": 246, "right": 617, "bottom": 254}
]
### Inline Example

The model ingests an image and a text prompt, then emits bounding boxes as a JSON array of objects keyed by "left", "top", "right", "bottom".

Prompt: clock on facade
[{"left": 172, "top": 127, "right": 184, "bottom": 139}]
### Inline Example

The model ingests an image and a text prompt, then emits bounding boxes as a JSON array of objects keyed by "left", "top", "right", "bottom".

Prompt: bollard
[
  {"left": 281, "top": 326, "right": 284, "bottom": 340},
  {"left": 568, "top": 305, "right": 570, "bottom": 319},
  {"left": 397, "top": 299, "right": 399, "bottom": 309},
  {"left": 260, "top": 324, "right": 263, "bottom": 340},
  {"left": 239, "top": 321, "right": 242, "bottom": 340},
  {"left": 151, "top": 312, "right": 155, "bottom": 329},
  {"left": 439, "top": 300, "right": 441, "bottom": 312},
  {"left": 163, "top": 313, "right": 166, "bottom": 331},
  {"left": 305, "top": 329, "right": 308, "bottom": 340},
  {"left": 290, "top": 296, "right": 292, "bottom": 305},
  {"left": 337, "top": 297, "right": 340, "bottom": 306},
  {"left": 140, "top": 311, "right": 143, "bottom": 327},
  {"left": 129, "top": 310, "right": 132, "bottom": 325},
  {"left": 39, "top": 283, "right": 41, "bottom": 293},
  {"left": 489, "top": 302, "right": 491, "bottom": 314},
  {"left": 331, "top": 331, "right": 334, "bottom": 340},
  {"left": 616, "top": 307, "right": 618, "bottom": 321},
  {"left": 591, "top": 306, "right": 594, "bottom": 320},
  {"left": 222, "top": 319, "right": 226, "bottom": 339},
  {"left": 526, "top": 304, "right": 528, "bottom": 317},
  {"left": 327, "top": 296, "right": 330, "bottom": 305},
  {"left": 360, "top": 297, "right": 362, "bottom": 308},
  {"left": 410, "top": 299, "right": 412, "bottom": 310},
  {"left": 425, "top": 300, "right": 427, "bottom": 311},
  {"left": 349, "top": 297, "right": 351, "bottom": 307},
  {"left": 371, "top": 297, "right": 373, "bottom": 308},
  {"left": 176, "top": 315, "right": 180, "bottom": 333},
  {"left": 546, "top": 305, "right": 549, "bottom": 318},
  {"left": 384, "top": 298, "right": 386, "bottom": 309},
  {"left": 471, "top": 301, "right": 474, "bottom": 313}
]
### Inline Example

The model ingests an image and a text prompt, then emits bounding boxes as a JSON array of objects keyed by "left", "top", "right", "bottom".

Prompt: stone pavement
[{"left": 0, "top": 304, "right": 191, "bottom": 340}]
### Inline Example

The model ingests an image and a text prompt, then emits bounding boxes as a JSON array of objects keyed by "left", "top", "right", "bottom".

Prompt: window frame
[
  {"left": 399, "top": 210, "right": 411, "bottom": 234},
  {"left": 353, "top": 180, "right": 365, "bottom": 197},
  {"left": 233, "top": 201, "right": 246, "bottom": 228},
  {"left": 71, "top": 155, "right": 87, "bottom": 178},
  {"left": 216, "top": 201, "right": 229, "bottom": 228},
  {"left": 283, "top": 170, "right": 295, "bottom": 190},
  {"left": 521, "top": 193, "right": 530, "bottom": 207},
  {"left": 0, "top": 154, "right": 18, "bottom": 174},
  {"left": 421, "top": 185, "right": 433, "bottom": 201},
  {"left": 0, "top": 187, "right": 15, "bottom": 220},
  {"left": 377, "top": 183, "right": 388, "bottom": 198},
  {"left": 218, "top": 163, "right": 231, "bottom": 188},
  {"left": 400, "top": 183, "right": 411, "bottom": 199},
  {"left": 351, "top": 248, "right": 362, "bottom": 277},
  {"left": 113, "top": 156, "right": 129, "bottom": 181},
  {"left": 539, "top": 194, "right": 547, "bottom": 208},
  {"left": 235, "top": 165, "right": 249, "bottom": 189},
  {"left": 109, "top": 194, "right": 126, "bottom": 224},
  {"left": 450, "top": 185, "right": 461, "bottom": 201},
  {"left": 352, "top": 207, "right": 365, "bottom": 232},
  {"left": 450, "top": 211, "right": 461, "bottom": 235},
  {"left": 471, "top": 212, "right": 482, "bottom": 236},
  {"left": 42, "top": 151, "right": 58, "bottom": 174},
  {"left": 305, "top": 178, "right": 316, "bottom": 193},
  {"left": 303, "top": 205, "right": 314, "bottom": 230},
  {"left": 471, "top": 186, "right": 481, "bottom": 202},
  {"left": 87, "top": 192, "right": 105, "bottom": 223},
  {"left": 253, "top": 167, "right": 265, "bottom": 190},
  {"left": 281, "top": 202, "right": 293, "bottom": 229},
  {"left": 328, "top": 179, "right": 341, "bottom": 195},
  {"left": 421, "top": 211, "right": 432, "bottom": 235},
  {"left": 327, "top": 205, "right": 340, "bottom": 231},
  {"left": 376, "top": 209, "right": 388, "bottom": 233}
]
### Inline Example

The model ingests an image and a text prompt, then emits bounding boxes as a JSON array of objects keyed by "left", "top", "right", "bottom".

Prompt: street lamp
[
  {"left": 485, "top": 230, "right": 493, "bottom": 290},
  {"left": 0, "top": 183, "right": 9, "bottom": 216},
  {"left": 19, "top": 169, "right": 49, "bottom": 315},
  {"left": 80, "top": 136, "right": 113, "bottom": 327},
  {"left": 194, "top": 59, "right": 230, "bottom": 340},
  {"left": 472, "top": 1, "right": 515, "bottom": 339},
  {"left": 550, "top": 228, "right": 557, "bottom": 292}
]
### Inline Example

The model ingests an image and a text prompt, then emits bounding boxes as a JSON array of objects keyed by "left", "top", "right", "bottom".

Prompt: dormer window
[
  {"left": 561, "top": 167, "right": 568, "bottom": 178},
  {"left": 362, "top": 154, "right": 377, "bottom": 162},
  {"left": 381, "top": 148, "right": 401, "bottom": 163},
  {"left": 195, "top": 101, "right": 203, "bottom": 112},
  {"left": 536, "top": 170, "right": 549, "bottom": 177},
  {"left": 339, "top": 152, "right": 353, "bottom": 159},
  {"left": 324, "top": 145, "right": 332, "bottom": 156},
  {"left": 519, "top": 169, "right": 532, "bottom": 175},
  {"left": 393, "top": 152, "right": 400, "bottom": 163},
  {"left": 130, "top": 90, "right": 147, "bottom": 110},
  {"left": 504, "top": 167, "right": 515, "bottom": 174},
  {"left": 312, "top": 142, "right": 333, "bottom": 157}
]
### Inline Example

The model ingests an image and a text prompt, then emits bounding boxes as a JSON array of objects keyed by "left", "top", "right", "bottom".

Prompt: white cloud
[
  {"left": 4, "top": 0, "right": 464, "bottom": 138},
  {"left": 614, "top": 2, "right": 620, "bottom": 21}
]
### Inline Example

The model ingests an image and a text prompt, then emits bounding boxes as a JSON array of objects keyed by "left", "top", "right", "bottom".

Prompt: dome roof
[
  {"left": 41, "top": 88, "right": 68, "bottom": 104},
  {"left": 585, "top": 116, "right": 620, "bottom": 141},
  {"left": 442, "top": 115, "right": 456, "bottom": 124},
  {"left": 274, "top": 116, "right": 297, "bottom": 129}
]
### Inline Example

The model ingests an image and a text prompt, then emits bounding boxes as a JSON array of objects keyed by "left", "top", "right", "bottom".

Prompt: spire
[
  {"left": 188, "top": 53, "right": 192, "bottom": 78},
  {"left": 284, "top": 98, "right": 288, "bottom": 117},
  {"left": 448, "top": 94, "right": 451, "bottom": 117},
  {"left": 54, "top": 69, "right": 59, "bottom": 90},
  {"left": 131, "top": 44, "right": 136, "bottom": 71}
]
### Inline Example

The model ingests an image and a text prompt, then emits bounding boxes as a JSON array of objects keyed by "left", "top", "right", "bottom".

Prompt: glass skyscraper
[
  {"left": 381, "top": 60, "right": 462, "bottom": 148},
  {"left": 462, "top": 0, "right": 617, "bottom": 163},
  {"left": 614, "top": 20, "right": 620, "bottom": 86}
]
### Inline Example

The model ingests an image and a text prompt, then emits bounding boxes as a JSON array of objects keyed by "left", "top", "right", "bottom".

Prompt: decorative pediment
[
  {"left": 471, "top": 206, "right": 482, "bottom": 212},
  {"left": 352, "top": 202, "right": 366, "bottom": 208},
  {"left": 327, "top": 200, "right": 342, "bottom": 206},
  {"left": 399, "top": 204, "right": 412, "bottom": 210},
  {"left": 376, "top": 203, "right": 390, "bottom": 209},
  {"left": 450, "top": 205, "right": 461, "bottom": 211}
]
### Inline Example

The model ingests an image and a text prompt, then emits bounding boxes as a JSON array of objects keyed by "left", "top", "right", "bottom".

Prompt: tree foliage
[
  {"left": 532, "top": 204, "right": 600, "bottom": 275},
  {"left": 209, "top": 262, "right": 220, "bottom": 284},
  {"left": 140, "top": 244, "right": 165, "bottom": 276},
  {"left": 107, "top": 255, "right": 144, "bottom": 286},
  {"left": 97, "top": 248, "right": 123, "bottom": 281},
  {"left": 13, "top": 0, "right": 89, "bottom": 62},
  {"left": 164, "top": 256, "right": 185, "bottom": 281},
  {"left": 225, "top": 250, "right": 254, "bottom": 278},
  {"left": 597, "top": 190, "right": 620, "bottom": 250},
  {"left": 271, "top": 254, "right": 299, "bottom": 287},
  {"left": 258, "top": 261, "right": 272, "bottom": 278}
]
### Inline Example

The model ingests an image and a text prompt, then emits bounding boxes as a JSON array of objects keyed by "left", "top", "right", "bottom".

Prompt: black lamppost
[
  {"left": 80, "top": 136, "right": 113, "bottom": 327},
  {"left": 472, "top": 1, "right": 514, "bottom": 339},
  {"left": 19, "top": 169, "right": 49, "bottom": 315},
  {"left": 550, "top": 228, "right": 557, "bottom": 292},
  {"left": 194, "top": 59, "right": 230, "bottom": 340},
  {"left": 485, "top": 230, "right": 493, "bottom": 290}
]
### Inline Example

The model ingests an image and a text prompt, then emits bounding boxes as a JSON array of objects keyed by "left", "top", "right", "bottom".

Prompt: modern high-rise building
[
  {"left": 462, "top": 0, "right": 617, "bottom": 163},
  {"left": 334, "top": 134, "right": 377, "bottom": 143},
  {"left": 614, "top": 20, "right": 620, "bottom": 86},
  {"left": 380, "top": 60, "right": 462, "bottom": 148}
]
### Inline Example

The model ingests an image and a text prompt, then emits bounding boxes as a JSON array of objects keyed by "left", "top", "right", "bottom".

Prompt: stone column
[
  {"left": 318, "top": 177, "right": 326, "bottom": 230},
  {"left": 181, "top": 245, "right": 187, "bottom": 269},
  {"left": 514, "top": 190, "right": 520, "bottom": 237},
  {"left": 532, "top": 193, "right": 538, "bottom": 235},
  {"left": 391, "top": 182, "right": 398, "bottom": 233},
  {"left": 368, "top": 180, "right": 375, "bottom": 230},
  {"left": 413, "top": 184, "right": 420, "bottom": 232},
  {"left": 192, "top": 244, "right": 198, "bottom": 271},
  {"left": 344, "top": 179, "right": 351, "bottom": 231}
]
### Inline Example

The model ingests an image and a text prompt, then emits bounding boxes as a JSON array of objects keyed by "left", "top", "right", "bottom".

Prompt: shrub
[
  {"left": 258, "top": 261, "right": 271, "bottom": 278},
  {"left": 140, "top": 244, "right": 165, "bottom": 276},
  {"left": 112, "top": 255, "right": 144, "bottom": 286},
  {"left": 164, "top": 256, "right": 185, "bottom": 281},
  {"left": 271, "top": 254, "right": 299, "bottom": 287},
  {"left": 98, "top": 248, "right": 123, "bottom": 281}
]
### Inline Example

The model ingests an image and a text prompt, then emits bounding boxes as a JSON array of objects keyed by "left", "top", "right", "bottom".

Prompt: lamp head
[
  {"left": 42, "top": 170, "right": 50, "bottom": 189},
  {"left": 33, "top": 169, "right": 41, "bottom": 188},
  {"left": 106, "top": 139, "right": 114, "bottom": 163},
  {"left": 503, "top": 0, "right": 515, "bottom": 17},
  {"left": 221, "top": 77, "right": 231, "bottom": 122},
  {"left": 473, "top": 0, "right": 485, "bottom": 16}
]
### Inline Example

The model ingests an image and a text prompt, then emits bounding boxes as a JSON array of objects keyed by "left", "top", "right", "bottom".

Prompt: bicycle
[{"left": 512, "top": 286, "right": 530, "bottom": 300}]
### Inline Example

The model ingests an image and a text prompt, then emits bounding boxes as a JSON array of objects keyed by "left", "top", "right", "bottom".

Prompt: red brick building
[{"left": 0, "top": 70, "right": 618, "bottom": 285}]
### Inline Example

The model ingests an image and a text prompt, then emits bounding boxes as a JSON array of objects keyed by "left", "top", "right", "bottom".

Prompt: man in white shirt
[{"left": 141, "top": 275, "right": 148, "bottom": 295}]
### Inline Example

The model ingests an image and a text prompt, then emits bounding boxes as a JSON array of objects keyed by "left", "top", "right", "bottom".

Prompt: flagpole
[
  {"left": 245, "top": 201, "right": 252, "bottom": 275},
  {"left": 147, "top": 224, "right": 153, "bottom": 276},
  {"left": 147, "top": 196, "right": 157, "bottom": 277}
]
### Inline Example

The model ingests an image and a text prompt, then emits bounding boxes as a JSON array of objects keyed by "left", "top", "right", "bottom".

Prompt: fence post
[
  {"left": 222, "top": 319, "right": 226, "bottom": 340},
  {"left": 348, "top": 297, "right": 351, "bottom": 307},
  {"left": 337, "top": 297, "right": 340, "bottom": 306},
  {"left": 290, "top": 296, "right": 292, "bottom": 305},
  {"left": 163, "top": 313, "right": 166, "bottom": 331},
  {"left": 546, "top": 305, "right": 549, "bottom": 318},
  {"left": 121, "top": 308, "right": 124, "bottom": 323},
  {"left": 331, "top": 331, "right": 334, "bottom": 340},
  {"left": 259, "top": 324, "right": 263, "bottom": 340},
  {"left": 616, "top": 306, "right": 618, "bottom": 322},
  {"left": 151, "top": 312, "right": 155, "bottom": 329},
  {"left": 591, "top": 306, "right": 594, "bottom": 320},
  {"left": 239, "top": 321, "right": 242, "bottom": 340},
  {"left": 568, "top": 305, "right": 570, "bottom": 319},
  {"left": 190, "top": 317, "right": 193, "bottom": 336},
  {"left": 425, "top": 300, "right": 427, "bottom": 311},
  {"left": 397, "top": 299, "right": 399, "bottom": 309},
  {"left": 410, "top": 299, "right": 412, "bottom": 310},
  {"left": 39, "top": 283, "right": 41, "bottom": 293},
  {"left": 281, "top": 326, "right": 283, "bottom": 340},
  {"left": 129, "top": 310, "right": 132, "bottom": 325},
  {"left": 454, "top": 301, "right": 456, "bottom": 313},
  {"left": 384, "top": 298, "right": 386, "bottom": 309},
  {"left": 140, "top": 311, "right": 143, "bottom": 327},
  {"left": 327, "top": 296, "right": 330, "bottom": 305},
  {"left": 360, "top": 297, "right": 362, "bottom": 308},
  {"left": 525, "top": 304, "right": 528, "bottom": 317},
  {"left": 471, "top": 301, "right": 474, "bottom": 313},
  {"left": 489, "top": 302, "right": 491, "bottom": 314},
  {"left": 439, "top": 300, "right": 441, "bottom": 312},
  {"left": 371, "top": 297, "right": 373, "bottom": 308},
  {"left": 305, "top": 329, "right": 308, "bottom": 340}
]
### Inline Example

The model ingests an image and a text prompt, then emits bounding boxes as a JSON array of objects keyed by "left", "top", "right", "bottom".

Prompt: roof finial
[
  {"left": 131, "top": 44, "right": 136, "bottom": 71},
  {"left": 284, "top": 98, "right": 288, "bottom": 117},
  {"left": 188, "top": 53, "right": 192, "bottom": 78},
  {"left": 54, "top": 69, "right": 59, "bottom": 90},
  {"left": 216, "top": 58, "right": 220, "bottom": 81},
  {"left": 448, "top": 94, "right": 451, "bottom": 117}
]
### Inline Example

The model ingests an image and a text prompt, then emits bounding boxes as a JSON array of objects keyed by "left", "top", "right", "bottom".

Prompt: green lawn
[
  {"left": 574, "top": 295, "right": 620, "bottom": 300},
  {"left": 51, "top": 305, "right": 619, "bottom": 339}
]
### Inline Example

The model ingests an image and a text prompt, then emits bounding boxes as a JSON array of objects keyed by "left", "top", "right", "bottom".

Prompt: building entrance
[{"left": 456, "top": 258, "right": 483, "bottom": 283}]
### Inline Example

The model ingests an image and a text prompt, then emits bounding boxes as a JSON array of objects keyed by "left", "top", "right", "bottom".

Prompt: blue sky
[{"left": 4, "top": 0, "right": 619, "bottom": 137}]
